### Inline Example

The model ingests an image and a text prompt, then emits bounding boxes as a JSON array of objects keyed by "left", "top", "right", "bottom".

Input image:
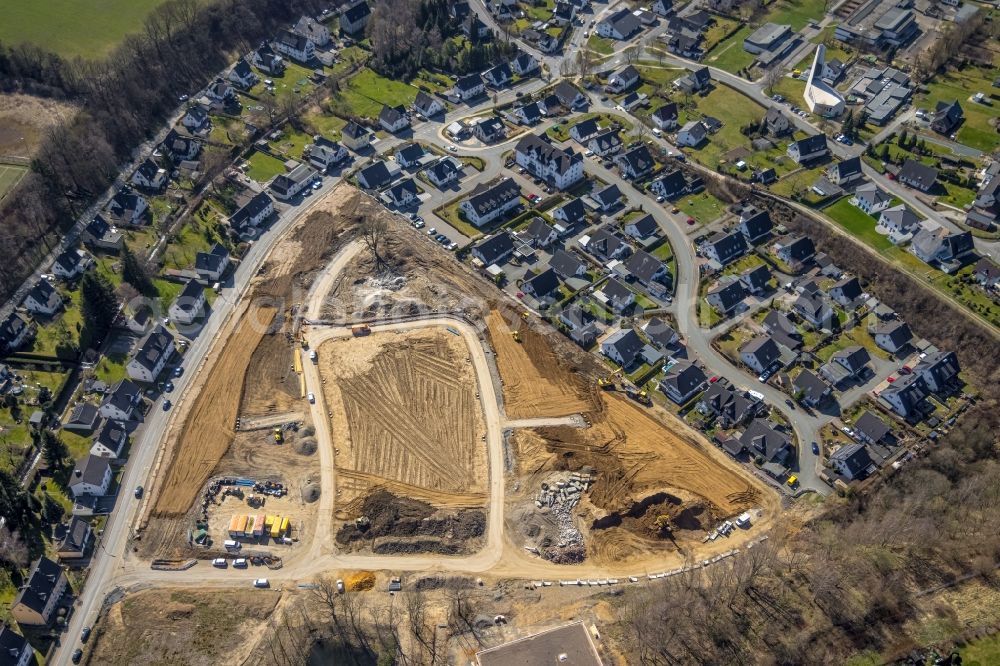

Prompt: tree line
[{"left": 0, "top": 0, "right": 329, "bottom": 304}]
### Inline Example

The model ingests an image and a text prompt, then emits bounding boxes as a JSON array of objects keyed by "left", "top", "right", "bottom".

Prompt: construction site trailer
[
  {"left": 252, "top": 514, "right": 266, "bottom": 536},
  {"left": 228, "top": 515, "right": 243, "bottom": 537},
  {"left": 265, "top": 515, "right": 275, "bottom": 531},
  {"left": 238, "top": 515, "right": 249, "bottom": 537},
  {"left": 280, "top": 517, "right": 290, "bottom": 534},
  {"left": 270, "top": 517, "right": 283, "bottom": 538}
]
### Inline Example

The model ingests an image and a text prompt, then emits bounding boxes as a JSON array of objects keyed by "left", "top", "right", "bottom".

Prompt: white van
[
  {"left": 233, "top": 558, "right": 248, "bottom": 568},
  {"left": 253, "top": 578, "right": 270, "bottom": 588},
  {"left": 224, "top": 540, "right": 241, "bottom": 550},
  {"left": 212, "top": 558, "right": 228, "bottom": 568}
]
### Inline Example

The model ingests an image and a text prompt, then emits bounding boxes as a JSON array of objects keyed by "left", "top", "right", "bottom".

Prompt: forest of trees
[{"left": 0, "top": 0, "right": 330, "bottom": 303}]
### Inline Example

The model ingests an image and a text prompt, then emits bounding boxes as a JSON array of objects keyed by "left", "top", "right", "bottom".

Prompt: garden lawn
[
  {"left": 246, "top": 151, "right": 286, "bottom": 184},
  {"left": 162, "top": 215, "right": 223, "bottom": 272},
  {"left": 330, "top": 69, "right": 420, "bottom": 120},
  {"left": 678, "top": 86, "right": 767, "bottom": 170},
  {"left": 822, "top": 198, "right": 894, "bottom": 251},
  {"left": 764, "top": 0, "right": 827, "bottom": 30},
  {"left": 916, "top": 64, "right": 1000, "bottom": 152},
  {"left": 703, "top": 26, "right": 755, "bottom": 73},
  {"left": 587, "top": 35, "right": 614, "bottom": 55},
  {"left": 676, "top": 191, "right": 726, "bottom": 223}
]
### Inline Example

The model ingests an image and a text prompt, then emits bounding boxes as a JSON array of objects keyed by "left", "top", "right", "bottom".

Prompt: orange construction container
[
  {"left": 252, "top": 514, "right": 266, "bottom": 537},
  {"left": 228, "top": 515, "right": 242, "bottom": 537}
]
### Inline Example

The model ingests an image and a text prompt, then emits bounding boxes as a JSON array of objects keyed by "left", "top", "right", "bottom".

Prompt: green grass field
[
  {"left": 703, "top": 26, "right": 756, "bottom": 73},
  {"left": 0, "top": 163, "right": 27, "bottom": 200},
  {"left": 246, "top": 151, "right": 286, "bottom": 184},
  {"left": 822, "top": 198, "right": 893, "bottom": 251},
  {"left": 587, "top": 35, "right": 614, "bottom": 56},
  {"left": 763, "top": 0, "right": 827, "bottom": 30},
  {"left": 916, "top": 63, "right": 1000, "bottom": 152},
  {"left": 0, "top": 0, "right": 169, "bottom": 59},
  {"left": 328, "top": 69, "right": 420, "bottom": 121},
  {"left": 677, "top": 85, "right": 768, "bottom": 170}
]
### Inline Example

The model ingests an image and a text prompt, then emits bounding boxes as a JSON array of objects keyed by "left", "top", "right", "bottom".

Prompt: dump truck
[{"left": 352, "top": 325, "right": 371, "bottom": 337}]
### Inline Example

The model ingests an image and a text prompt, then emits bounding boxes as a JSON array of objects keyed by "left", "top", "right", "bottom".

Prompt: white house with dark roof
[
  {"left": 471, "top": 231, "right": 515, "bottom": 266},
  {"left": 898, "top": 159, "right": 938, "bottom": 192},
  {"left": 340, "top": 0, "right": 371, "bottom": 33},
  {"left": 426, "top": 158, "right": 461, "bottom": 188},
  {"left": 521, "top": 217, "right": 558, "bottom": 248},
  {"left": 307, "top": 136, "right": 349, "bottom": 171},
  {"left": 607, "top": 65, "right": 640, "bottom": 93},
  {"left": 473, "top": 116, "right": 507, "bottom": 144},
  {"left": 195, "top": 243, "right": 230, "bottom": 283},
  {"left": 512, "top": 52, "right": 539, "bottom": 76},
  {"left": 90, "top": 419, "right": 128, "bottom": 458},
  {"left": 461, "top": 178, "right": 521, "bottom": 227},
  {"left": 739, "top": 336, "right": 781, "bottom": 374},
  {"left": 273, "top": 29, "right": 314, "bottom": 62},
  {"left": 169, "top": 280, "right": 207, "bottom": 325},
  {"left": 651, "top": 102, "right": 679, "bottom": 130},
  {"left": 827, "top": 156, "right": 864, "bottom": 186},
  {"left": 181, "top": 105, "right": 210, "bottom": 133},
  {"left": 357, "top": 161, "right": 395, "bottom": 191},
  {"left": 228, "top": 58, "right": 258, "bottom": 88},
  {"left": 584, "top": 225, "right": 629, "bottom": 261},
  {"left": 554, "top": 81, "right": 587, "bottom": 109},
  {"left": 131, "top": 158, "right": 167, "bottom": 190},
  {"left": 597, "top": 7, "right": 642, "bottom": 39},
  {"left": 740, "top": 264, "right": 771, "bottom": 294},
  {"left": 706, "top": 279, "right": 747, "bottom": 314},
  {"left": 513, "top": 102, "right": 543, "bottom": 125},
  {"left": 570, "top": 117, "right": 601, "bottom": 144},
  {"left": 1, "top": 312, "right": 32, "bottom": 354},
  {"left": 793, "top": 369, "right": 831, "bottom": 406},
  {"left": 590, "top": 184, "right": 623, "bottom": 212},
  {"left": 57, "top": 516, "right": 93, "bottom": 561},
  {"left": 23, "top": 280, "right": 62, "bottom": 316},
  {"left": 100, "top": 379, "right": 143, "bottom": 421},
  {"left": 341, "top": 121, "right": 371, "bottom": 151},
  {"left": 615, "top": 144, "right": 655, "bottom": 180},
  {"left": 52, "top": 248, "right": 91, "bottom": 281},
  {"left": 786, "top": 134, "right": 829, "bottom": 164},
  {"left": 873, "top": 319, "right": 912, "bottom": 354},
  {"left": 650, "top": 170, "right": 688, "bottom": 200},
  {"left": 453, "top": 73, "right": 486, "bottom": 101},
  {"left": 68, "top": 454, "right": 112, "bottom": 499},
  {"left": 880, "top": 371, "right": 927, "bottom": 417},
  {"left": 596, "top": 278, "right": 635, "bottom": 313},
  {"left": 413, "top": 91, "right": 445, "bottom": 119},
  {"left": 552, "top": 198, "right": 587, "bottom": 227},
  {"left": 588, "top": 129, "right": 623, "bottom": 157},
  {"left": 385, "top": 178, "right": 419, "bottom": 208},
  {"left": 624, "top": 250, "right": 669, "bottom": 287},
  {"left": 851, "top": 182, "right": 892, "bottom": 215},
  {"left": 658, "top": 360, "right": 707, "bottom": 404},
  {"left": 676, "top": 121, "right": 707, "bottom": 147},
  {"left": 877, "top": 205, "right": 919, "bottom": 242},
  {"left": 601, "top": 328, "right": 644, "bottom": 367},
  {"left": 549, "top": 249, "right": 587, "bottom": 279},
  {"left": 250, "top": 42, "right": 284, "bottom": 75},
  {"left": 774, "top": 235, "right": 816, "bottom": 266},
  {"left": 624, "top": 214, "right": 658, "bottom": 242},
  {"left": 704, "top": 230, "right": 748, "bottom": 266},
  {"left": 378, "top": 104, "right": 410, "bottom": 133},
  {"left": 483, "top": 62, "right": 512, "bottom": 88},
  {"left": 229, "top": 191, "right": 274, "bottom": 239},
  {"left": 522, "top": 268, "right": 561, "bottom": 301},
  {"left": 514, "top": 133, "right": 584, "bottom": 190},
  {"left": 394, "top": 143, "right": 425, "bottom": 169},
  {"left": 830, "top": 443, "right": 876, "bottom": 481},
  {"left": 108, "top": 188, "right": 149, "bottom": 226},
  {"left": 294, "top": 15, "right": 331, "bottom": 46},
  {"left": 127, "top": 325, "right": 174, "bottom": 383}
]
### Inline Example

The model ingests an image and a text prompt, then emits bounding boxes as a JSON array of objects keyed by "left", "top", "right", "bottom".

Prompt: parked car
[
  {"left": 811, "top": 442, "right": 819, "bottom": 455},
  {"left": 173, "top": 366, "right": 183, "bottom": 377},
  {"left": 164, "top": 381, "right": 174, "bottom": 393},
  {"left": 234, "top": 558, "right": 248, "bottom": 568},
  {"left": 72, "top": 649, "right": 83, "bottom": 664},
  {"left": 254, "top": 578, "right": 270, "bottom": 588},
  {"left": 307, "top": 392, "right": 315, "bottom": 403},
  {"left": 162, "top": 400, "right": 172, "bottom": 411},
  {"left": 134, "top": 485, "right": 144, "bottom": 498},
  {"left": 212, "top": 558, "right": 228, "bottom": 568},
  {"left": 81, "top": 627, "right": 92, "bottom": 643},
  {"left": 426, "top": 227, "right": 437, "bottom": 236}
]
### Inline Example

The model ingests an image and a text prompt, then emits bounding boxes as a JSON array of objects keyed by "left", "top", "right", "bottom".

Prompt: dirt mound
[
  {"left": 335, "top": 489, "right": 485, "bottom": 554},
  {"left": 301, "top": 482, "right": 321, "bottom": 503},
  {"left": 345, "top": 571, "right": 375, "bottom": 591},
  {"left": 164, "top": 602, "right": 196, "bottom": 620},
  {"left": 294, "top": 436, "right": 317, "bottom": 455}
]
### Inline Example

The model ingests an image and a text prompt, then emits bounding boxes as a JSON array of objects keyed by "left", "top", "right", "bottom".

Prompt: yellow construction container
[
  {"left": 270, "top": 517, "right": 282, "bottom": 538},
  {"left": 280, "top": 517, "right": 290, "bottom": 535},
  {"left": 293, "top": 348, "right": 303, "bottom": 374},
  {"left": 264, "top": 515, "right": 275, "bottom": 531}
]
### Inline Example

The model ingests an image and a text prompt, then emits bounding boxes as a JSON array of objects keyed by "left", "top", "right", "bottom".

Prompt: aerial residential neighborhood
[{"left": 0, "top": 0, "right": 996, "bottom": 663}]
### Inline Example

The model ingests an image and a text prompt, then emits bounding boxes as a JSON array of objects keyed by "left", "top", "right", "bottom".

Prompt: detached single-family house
[
  {"left": 269, "top": 163, "right": 317, "bottom": 201},
  {"left": 521, "top": 217, "right": 559, "bottom": 248},
  {"left": 385, "top": 178, "right": 419, "bottom": 208},
  {"left": 473, "top": 116, "right": 507, "bottom": 144},
  {"left": 471, "top": 231, "right": 515, "bottom": 266},
  {"left": 699, "top": 383, "right": 762, "bottom": 429},
  {"left": 127, "top": 325, "right": 174, "bottom": 383},
  {"left": 597, "top": 278, "right": 636, "bottom": 313},
  {"left": 68, "top": 455, "right": 113, "bottom": 498},
  {"left": 512, "top": 52, "right": 539, "bottom": 76},
  {"left": 615, "top": 144, "right": 655, "bottom": 180},
  {"left": 559, "top": 306, "right": 600, "bottom": 346},
  {"left": 293, "top": 16, "right": 331, "bottom": 47},
  {"left": 651, "top": 0, "right": 673, "bottom": 15},
  {"left": 161, "top": 129, "right": 200, "bottom": 162},
  {"left": 0, "top": 626, "right": 33, "bottom": 665},
  {"left": 830, "top": 443, "right": 876, "bottom": 481},
  {"left": 1, "top": 313, "right": 32, "bottom": 355},
  {"left": 607, "top": 65, "right": 641, "bottom": 93},
  {"left": 624, "top": 214, "right": 658, "bottom": 242},
  {"left": 426, "top": 158, "right": 461, "bottom": 188},
  {"left": 23, "top": 280, "right": 61, "bottom": 316},
  {"left": 706, "top": 279, "right": 747, "bottom": 314},
  {"left": 930, "top": 99, "right": 963, "bottom": 135},
  {"left": 827, "top": 156, "right": 864, "bottom": 186},
  {"left": 378, "top": 104, "right": 410, "bottom": 133},
  {"left": 651, "top": 102, "right": 679, "bottom": 130},
  {"left": 340, "top": 0, "right": 372, "bottom": 34},
  {"left": 181, "top": 105, "right": 210, "bottom": 132},
  {"left": 483, "top": 63, "right": 512, "bottom": 88},
  {"left": 273, "top": 29, "right": 314, "bottom": 63},
  {"left": 873, "top": 319, "right": 912, "bottom": 354},
  {"left": 229, "top": 191, "right": 274, "bottom": 239},
  {"left": 90, "top": 419, "right": 127, "bottom": 458},
  {"left": 168, "top": 280, "right": 207, "bottom": 326},
  {"left": 854, "top": 411, "right": 895, "bottom": 446},
  {"left": 100, "top": 379, "right": 143, "bottom": 422},
  {"left": 552, "top": 198, "right": 587, "bottom": 227},
  {"left": 739, "top": 336, "right": 781, "bottom": 374},
  {"left": 910, "top": 227, "right": 974, "bottom": 268},
  {"left": 194, "top": 243, "right": 230, "bottom": 284},
  {"left": 601, "top": 328, "right": 644, "bottom": 367},
  {"left": 522, "top": 268, "right": 561, "bottom": 301},
  {"left": 786, "top": 134, "right": 829, "bottom": 164},
  {"left": 227, "top": 58, "right": 258, "bottom": 90},
  {"left": 774, "top": 235, "right": 815, "bottom": 266},
  {"left": 793, "top": 369, "right": 831, "bottom": 406},
  {"left": 763, "top": 107, "right": 791, "bottom": 136},
  {"left": 63, "top": 403, "right": 100, "bottom": 434},
  {"left": 57, "top": 516, "right": 93, "bottom": 562},
  {"left": 10, "top": 557, "right": 68, "bottom": 627},
  {"left": 917, "top": 350, "right": 960, "bottom": 394},
  {"left": 793, "top": 292, "right": 834, "bottom": 327},
  {"left": 829, "top": 275, "right": 864, "bottom": 306},
  {"left": 650, "top": 170, "right": 688, "bottom": 200},
  {"left": 307, "top": 136, "right": 349, "bottom": 171},
  {"left": 878, "top": 204, "right": 920, "bottom": 239},
  {"left": 591, "top": 184, "right": 623, "bottom": 212},
  {"left": 250, "top": 42, "right": 284, "bottom": 75},
  {"left": 675, "top": 67, "right": 711, "bottom": 94},
  {"left": 454, "top": 73, "right": 486, "bottom": 101},
  {"left": 514, "top": 102, "right": 543, "bottom": 125},
  {"left": 704, "top": 230, "right": 748, "bottom": 266},
  {"left": 413, "top": 91, "right": 445, "bottom": 119},
  {"left": 131, "top": 158, "right": 168, "bottom": 190},
  {"left": 107, "top": 188, "right": 149, "bottom": 226},
  {"left": 740, "top": 264, "right": 771, "bottom": 294},
  {"left": 880, "top": 372, "right": 928, "bottom": 417},
  {"left": 643, "top": 317, "right": 679, "bottom": 349},
  {"left": 676, "top": 121, "right": 707, "bottom": 147},
  {"left": 851, "top": 183, "right": 893, "bottom": 214},
  {"left": 739, "top": 419, "right": 792, "bottom": 467},
  {"left": 597, "top": 8, "right": 642, "bottom": 40},
  {"left": 624, "top": 250, "right": 669, "bottom": 287},
  {"left": 341, "top": 122, "right": 371, "bottom": 151},
  {"left": 585, "top": 226, "right": 629, "bottom": 261},
  {"left": 588, "top": 129, "right": 623, "bottom": 157},
  {"left": 738, "top": 210, "right": 773, "bottom": 245},
  {"left": 52, "top": 248, "right": 91, "bottom": 281},
  {"left": 461, "top": 178, "right": 521, "bottom": 227},
  {"left": 658, "top": 360, "right": 707, "bottom": 404},
  {"left": 394, "top": 143, "right": 425, "bottom": 169},
  {"left": 830, "top": 345, "right": 871, "bottom": 380},
  {"left": 898, "top": 159, "right": 938, "bottom": 192},
  {"left": 570, "top": 118, "right": 601, "bottom": 144},
  {"left": 549, "top": 249, "right": 587, "bottom": 280},
  {"left": 357, "top": 161, "right": 394, "bottom": 190},
  {"left": 554, "top": 81, "right": 587, "bottom": 110}
]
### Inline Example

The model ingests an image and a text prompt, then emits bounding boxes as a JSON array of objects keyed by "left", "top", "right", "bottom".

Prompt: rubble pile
[{"left": 532, "top": 472, "right": 593, "bottom": 563}]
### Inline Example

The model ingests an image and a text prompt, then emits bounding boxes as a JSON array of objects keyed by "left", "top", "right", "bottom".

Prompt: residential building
[
  {"left": 910, "top": 227, "right": 973, "bottom": 269},
  {"left": 705, "top": 279, "right": 747, "bottom": 314},
  {"left": 90, "top": 419, "right": 127, "bottom": 458},
  {"left": 930, "top": 99, "right": 963, "bottom": 135},
  {"left": 0, "top": 625, "right": 34, "bottom": 665},
  {"left": 549, "top": 249, "right": 587, "bottom": 279},
  {"left": 624, "top": 214, "right": 658, "bottom": 241},
  {"left": 413, "top": 91, "right": 445, "bottom": 119},
  {"left": 830, "top": 443, "right": 876, "bottom": 480},
  {"left": 554, "top": 81, "right": 587, "bottom": 109},
  {"left": 552, "top": 198, "right": 587, "bottom": 227},
  {"left": 511, "top": 52, "right": 539, "bottom": 76},
  {"left": 57, "top": 516, "right": 93, "bottom": 562},
  {"left": 461, "top": 178, "right": 521, "bottom": 227},
  {"left": 775, "top": 235, "right": 816, "bottom": 266},
  {"left": 831, "top": 345, "right": 871, "bottom": 379},
  {"left": 100, "top": 379, "right": 142, "bottom": 421},
  {"left": 52, "top": 248, "right": 90, "bottom": 281},
  {"left": 897, "top": 159, "right": 938, "bottom": 192},
  {"left": 427, "top": 158, "right": 461, "bottom": 188},
  {"left": 601, "top": 328, "right": 644, "bottom": 367},
  {"left": 127, "top": 325, "right": 174, "bottom": 383},
  {"left": 471, "top": 231, "right": 515, "bottom": 265},
  {"left": 642, "top": 317, "right": 679, "bottom": 349},
  {"left": 513, "top": 102, "right": 543, "bottom": 125},
  {"left": 194, "top": 243, "right": 229, "bottom": 285},
  {"left": 877, "top": 204, "right": 920, "bottom": 240},
  {"left": 293, "top": 15, "right": 331, "bottom": 46},
  {"left": 591, "top": 184, "right": 623, "bottom": 212},
  {"left": 793, "top": 369, "right": 831, "bottom": 406},
  {"left": 483, "top": 63, "right": 512, "bottom": 88},
  {"left": 651, "top": 0, "right": 673, "bottom": 15},
  {"left": 644, "top": 105, "right": 678, "bottom": 135},
  {"left": 615, "top": 144, "right": 655, "bottom": 180},
  {"left": 473, "top": 116, "right": 507, "bottom": 144},
  {"left": 739, "top": 336, "right": 781, "bottom": 374},
  {"left": 829, "top": 275, "right": 864, "bottom": 306},
  {"left": 665, "top": 33, "right": 704, "bottom": 59},
  {"left": 181, "top": 105, "right": 210, "bottom": 133},
  {"left": 69, "top": 455, "right": 112, "bottom": 498},
  {"left": 873, "top": 320, "right": 912, "bottom": 354},
  {"left": 827, "top": 156, "right": 864, "bottom": 186},
  {"left": 204, "top": 77, "right": 235, "bottom": 104},
  {"left": 106, "top": 188, "right": 149, "bottom": 226},
  {"left": 973, "top": 257, "right": 1000, "bottom": 288},
  {"left": 675, "top": 67, "right": 711, "bottom": 94},
  {"left": 699, "top": 383, "right": 762, "bottom": 428},
  {"left": 585, "top": 225, "right": 629, "bottom": 260},
  {"left": 307, "top": 136, "right": 349, "bottom": 171},
  {"left": 851, "top": 182, "right": 892, "bottom": 214},
  {"left": 917, "top": 350, "right": 960, "bottom": 393},
  {"left": 1, "top": 313, "right": 32, "bottom": 354},
  {"left": 357, "top": 161, "right": 394, "bottom": 190},
  {"left": 650, "top": 170, "right": 688, "bottom": 200},
  {"left": 607, "top": 65, "right": 640, "bottom": 93},
  {"left": 384, "top": 179, "right": 418, "bottom": 208},
  {"left": 269, "top": 163, "right": 317, "bottom": 200},
  {"left": 81, "top": 215, "right": 124, "bottom": 252},
  {"left": 703, "top": 230, "right": 748, "bottom": 265},
  {"left": 378, "top": 104, "right": 410, "bottom": 133},
  {"left": 168, "top": 280, "right": 206, "bottom": 325},
  {"left": 658, "top": 360, "right": 707, "bottom": 404},
  {"left": 250, "top": 43, "right": 284, "bottom": 75},
  {"left": 522, "top": 268, "right": 561, "bottom": 301},
  {"left": 762, "top": 107, "right": 791, "bottom": 137},
  {"left": 854, "top": 410, "right": 895, "bottom": 446},
  {"left": 161, "top": 129, "right": 199, "bottom": 163},
  {"left": 793, "top": 292, "right": 834, "bottom": 327},
  {"left": 522, "top": 218, "right": 558, "bottom": 248},
  {"left": 739, "top": 419, "right": 792, "bottom": 466},
  {"left": 514, "top": 134, "right": 584, "bottom": 190},
  {"left": 624, "top": 250, "right": 669, "bottom": 287},
  {"left": 597, "top": 278, "right": 636, "bottom": 313},
  {"left": 597, "top": 8, "right": 642, "bottom": 40},
  {"left": 63, "top": 403, "right": 100, "bottom": 434},
  {"left": 131, "top": 158, "right": 167, "bottom": 190},
  {"left": 229, "top": 191, "right": 274, "bottom": 240},
  {"left": 676, "top": 121, "right": 707, "bottom": 147},
  {"left": 587, "top": 128, "right": 622, "bottom": 157},
  {"left": 743, "top": 23, "right": 794, "bottom": 66},
  {"left": 559, "top": 306, "right": 600, "bottom": 346},
  {"left": 341, "top": 121, "right": 371, "bottom": 151},
  {"left": 740, "top": 264, "right": 771, "bottom": 294},
  {"left": 340, "top": 0, "right": 372, "bottom": 34},
  {"left": 11, "top": 557, "right": 68, "bottom": 627},
  {"left": 273, "top": 29, "right": 315, "bottom": 63},
  {"left": 23, "top": 280, "right": 61, "bottom": 316},
  {"left": 880, "top": 371, "right": 927, "bottom": 417},
  {"left": 394, "top": 145, "right": 425, "bottom": 170},
  {"left": 453, "top": 73, "right": 486, "bottom": 101},
  {"left": 739, "top": 209, "right": 773, "bottom": 243},
  {"left": 786, "top": 134, "right": 829, "bottom": 164}
]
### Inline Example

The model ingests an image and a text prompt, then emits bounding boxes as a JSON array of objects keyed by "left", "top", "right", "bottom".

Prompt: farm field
[
  {"left": 0, "top": 0, "right": 169, "bottom": 59},
  {"left": 318, "top": 327, "right": 487, "bottom": 508}
]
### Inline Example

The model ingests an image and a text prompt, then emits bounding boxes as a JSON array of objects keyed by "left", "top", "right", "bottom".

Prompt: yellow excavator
[
  {"left": 511, "top": 330, "right": 521, "bottom": 343},
  {"left": 273, "top": 427, "right": 284, "bottom": 444}
]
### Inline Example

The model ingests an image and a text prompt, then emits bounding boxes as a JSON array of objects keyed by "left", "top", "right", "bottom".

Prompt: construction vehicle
[
  {"left": 521, "top": 311, "right": 529, "bottom": 320},
  {"left": 598, "top": 376, "right": 616, "bottom": 390},
  {"left": 351, "top": 324, "right": 371, "bottom": 337},
  {"left": 511, "top": 330, "right": 521, "bottom": 343},
  {"left": 273, "top": 427, "right": 284, "bottom": 444},
  {"left": 625, "top": 387, "right": 651, "bottom": 406}
]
